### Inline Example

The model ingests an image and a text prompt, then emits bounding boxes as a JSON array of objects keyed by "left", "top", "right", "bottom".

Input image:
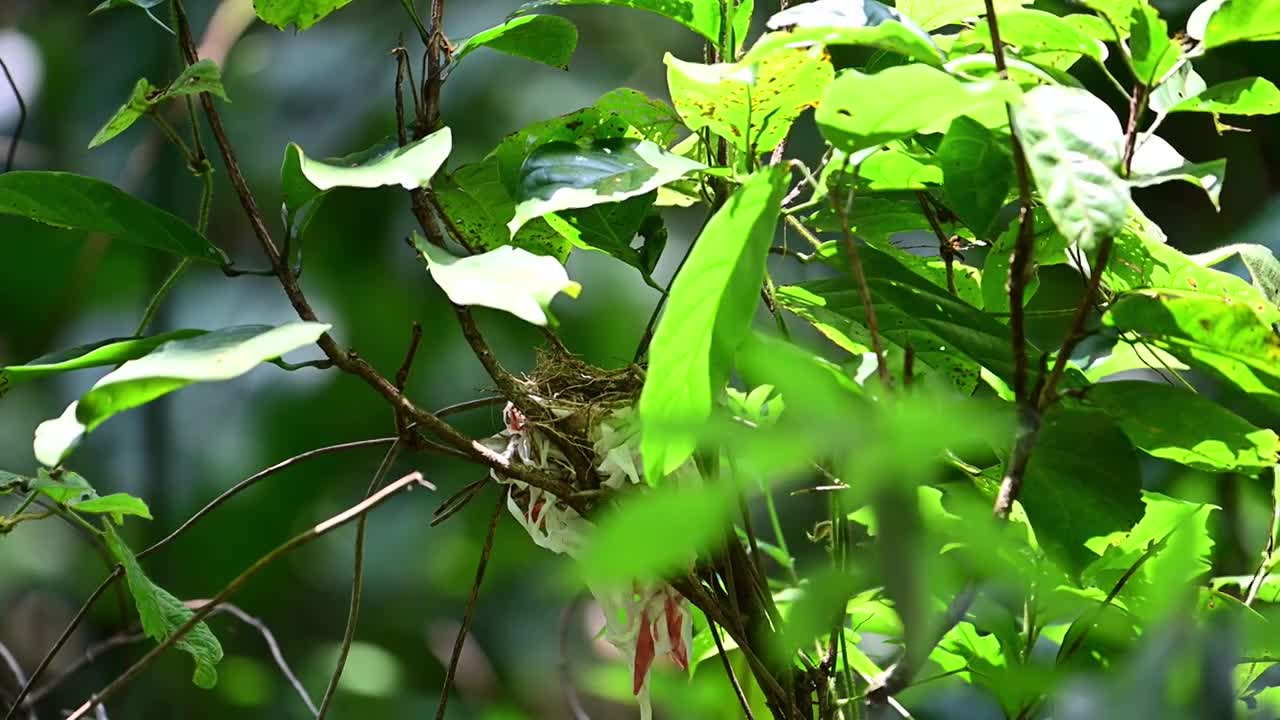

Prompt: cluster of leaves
[{"left": 4, "top": 0, "right": 1280, "bottom": 718}]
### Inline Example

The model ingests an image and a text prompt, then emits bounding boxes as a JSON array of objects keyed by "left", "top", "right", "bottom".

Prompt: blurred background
[{"left": 0, "top": 1, "right": 1276, "bottom": 718}]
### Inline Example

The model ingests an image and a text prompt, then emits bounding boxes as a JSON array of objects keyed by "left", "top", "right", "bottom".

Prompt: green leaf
[
  {"left": 970, "top": 9, "right": 1105, "bottom": 64},
  {"left": 1197, "top": 0, "right": 1280, "bottom": 48},
  {"left": 816, "top": 65, "right": 1019, "bottom": 153},
  {"left": 895, "top": 0, "right": 1031, "bottom": 31},
  {"left": 1088, "top": 380, "right": 1279, "bottom": 473},
  {"left": 982, "top": 208, "right": 1069, "bottom": 313},
  {"left": 434, "top": 158, "right": 572, "bottom": 262},
  {"left": 0, "top": 330, "right": 205, "bottom": 392},
  {"left": 1167, "top": 77, "right": 1280, "bottom": 116},
  {"left": 413, "top": 234, "right": 581, "bottom": 326},
  {"left": 1019, "top": 407, "right": 1144, "bottom": 577},
  {"left": 577, "top": 483, "right": 735, "bottom": 586},
  {"left": 33, "top": 323, "right": 330, "bottom": 467},
  {"left": 1105, "top": 290, "right": 1280, "bottom": 413},
  {"left": 762, "top": 0, "right": 943, "bottom": 67},
  {"left": 1012, "top": 85, "right": 1129, "bottom": 251},
  {"left": 252, "top": 0, "right": 352, "bottom": 30},
  {"left": 1190, "top": 243, "right": 1280, "bottom": 307},
  {"left": 776, "top": 568, "right": 858, "bottom": 658},
  {"left": 158, "top": 59, "right": 229, "bottom": 103},
  {"left": 1126, "top": 4, "right": 1181, "bottom": 86},
  {"left": 452, "top": 14, "right": 578, "bottom": 70},
  {"left": 639, "top": 166, "right": 787, "bottom": 483},
  {"left": 88, "top": 78, "right": 155, "bottom": 149},
  {"left": 104, "top": 526, "right": 223, "bottom": 688},
  {"left": 938, "top": 116, "right": 1014, "bottom": 236},
  {"left": 509, "top": 138, "right": 703, "bottom": 234},
  {"left": 664, "top": 40, "right": 833, "bottom": 154},
  {"left": 1129, "top": 135, "right": 1225, "bottom": 209},
  {"left": 0, "top": 172, "right": 228, "bottom": 264},
  {"left": 30, "top": 468, "right": 97, "bottom": 505},
  {"left": 541, "top": 194, "right": 663, "bottom": 278},
  {"left": 1077, "top": 0, "right": 1140, "bottom": 37},
  {"left": 513, "top": 0, "right": 722, "bottom": 42},
  {"left": 72, "top": 493, "right": 153, "bottom": 523}
]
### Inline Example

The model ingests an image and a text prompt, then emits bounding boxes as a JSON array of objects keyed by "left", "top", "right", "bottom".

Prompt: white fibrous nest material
[{"left": 481, "top": 401, "right": 697, "bottom": 720}]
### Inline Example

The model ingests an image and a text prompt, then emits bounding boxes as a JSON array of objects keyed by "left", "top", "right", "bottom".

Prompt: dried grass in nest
[{"left": 519, "top": 349, "right": 645, "bottom": 467}]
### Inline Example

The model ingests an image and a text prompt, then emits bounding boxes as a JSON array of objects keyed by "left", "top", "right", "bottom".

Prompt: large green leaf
[
  {"left": 664, "top": 40, "right": 833, "bottom": 154},
  {"left": 0, "top": 172, "right": 227, "bottom": 265},
  {"left": 104, "top": 526, "right": 224, "bottom": 688},
  {"left": 762, "top": 0, "right": 943, "bottom": 67},
  {"left": 1190, "top": 243, "right": 1280, "bottom": 307},
  {"left": 1012, "top": 85, "right": 1129, "bottom": 251},
  {"left": 816, "top": 65, "right": 1018, "bottom": 153},
  {"left": 577, "top": 483, "right": 735, "bottom": 586},
  {"left": 452, "top": 14, "right": 578, "bottom": 70},
  {"left": 639, "top": 166, "right": 787, "bottom": 484},
  {"left": 33, "top": 323, "right": 330, "bottom": 467},
  {"left": 252, "top": 0, "right": 352, "bottom": 30},
  {"left": 1019, "top": 407, "right": 1144, "bottom": 577},
  {"left": 0, "top": 330, "right": 204, "bottom": 393},
  {"left": 938, "top": 116, "right": 1014, "bottom": 236},
  {"left": 982, "top": 208, "right": 1070, "bottom": 313},
  {"left": 894, "top": 0, "right": 1031, "bottom": 31},
  {"left": 1126, "top": 3, "right": 1181, "bottom": 86},
  {"left": 509, "top": 138, "right": 703, "bottom": 234},
  {"left": 1105, "top": 290, "right": 1280, "bottom": 413},
  {"left": 1195, "top": 0, "right": 1280, "bottom": 48},
  {"left": 1167, "top": 77, "right": 1280, "bottom": 116},
  {"left": 1128, "top": 135, "right": 1225, "bottom": 209},
  {"left": 512, "top": 0, "right": 722, "bottom": 42},
  {"left": 541, "top": 194, "right": 665, "bottom": 280},
  {"left": 434, "top": 158, "right": 572, "bottom": 261},
  {"left": 280, "top": 126, "right": 451, "bottom": 227},
  {"left": 1087, "top": 380, "right": 1280, "bottom": 473},
  {"left": 413, "top": 234, "right": 581, "bottom": 326},
  {"left": 969, "top": 9, "right": 1105, "bottom": 64}
]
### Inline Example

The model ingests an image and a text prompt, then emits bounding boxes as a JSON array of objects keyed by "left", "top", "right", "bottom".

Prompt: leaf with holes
[
  {"left": 817, "top": 65, "right": 1018, "bottom": 153},
  {"left": 413, "top": 235, "right": 581, "bottom": 326},
  {"left": 1012, "top": 85, "right": 1128, "bottom": 251},
  {"left": 665, "top": 40, "right": 833, "bottom": 154},
  {"left": 509, "top": 138, "right": 703, "bottom": 235},
  {"left": 639, "top": 166, "right": 787, "bottom": 484},
  {"left": 453, "top": 15, "right": 578, "bottom": 69},
  {"left": 0, "top": 172, "right": 227, "bottom": 264},
  {"left": 33, "top": 323, "right": 330, "bottom": 467}
]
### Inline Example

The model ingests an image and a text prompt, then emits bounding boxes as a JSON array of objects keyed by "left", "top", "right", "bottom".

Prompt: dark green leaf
[
  {"left": 512, "top": 0, "right": 722, "bottom": 42},
  {"left": 1019, "top": 407, "right": 1144, "bottom": 577},
  {"left": 982, "top": 208, "right": 1069, "bottom": 313},
  {"left": 817, "top": 65, "right": 1018, "bottom": 153},
  {"left": 541, "top": 194, "right": 661, "bottom": 278},
  {"left": 33, "top": 323, "right": 330, "bottom": 467},
  {"left": 776, "top": 568, "right": 858, "bottom": 659},
  {"left": 938, "top": 116, "right": 1014, "bottom": 236},
  {"left": 0, "top": 172, "right": 228, "bottom": 264},
  {"left": 1127, "top": 4, "right": 1181, "bottom": 86},
  {"left": 1087, "top": 380, "right": 1280, "bottom": 473},
  {"left": 434, "top": 158, "right": 572, "bottom": 261},
  {"left": 157, "top": 60, "right": 229, "bottom": 103},
  {"left": 104, "top": 526, "right": 223, "bottom": 688},
  {"left": 452, "top": 15, "right": 578, "bottom": 69},
  {"left": 639, "top": 166, "right": 787, "bottom": 483},
  {"left": 252, "top": 0, "right": 353, "bottom": 31},
  {"left": 1012, "top": 85, "right": 1128, "bottom": 251}
]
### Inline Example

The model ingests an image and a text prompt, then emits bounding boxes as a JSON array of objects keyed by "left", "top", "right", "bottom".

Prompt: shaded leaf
[
  {"left": 938, "top": 116, "right": 1014, "bottom": 235},
  {"left": 817, "top": 65, "right": 1018, "bottom": 153},
  {"left": 510, "top": 138, "right": 703, "bottom": 234},
  {"left": 0, "top": 330, "right": 205, "bottom": 392},
  {"left": 33, "top": 323, "right": 330, "bottom": 467},
  {"left": 453, "top": 14, "right": 578, "bottom": 69},
  {"left": 0, "top": 172, "right": 228, "bottom": 264},
  {"left": 982, "top": 208, "right": 1070, "bottom": 313},
  {"left": 1127, "top": 3, "right": 1181, "bottom": 86},
  {"left": 541, "top": 194, "right": 663, "bottom": 279},
  {"left": 1149, "top": 62, "right": 1206, "bottom": 114},
  {"left": 639, "top": 166, "right": 787, "bottom": 483},
  {"left": 413, "top": 234, "right": 580, "bottom": 326},
  {"left": 252, "top": 0, "right": 353, "bottom": 30},
  {"left": 1129, "top": 135, "right": 1225, "bottom": 209},
  {"left": 513, "top": 0, "right": 722, "bottom": 42},
  {"left": 1012, "top": 85, "right": 1128, "bottom": 251},
  {"left": 434, "top": 158, "right": 572, "bottom": 261},
  {"left": 1087, "top": 380, "right": 1280, "bottom": 473}
]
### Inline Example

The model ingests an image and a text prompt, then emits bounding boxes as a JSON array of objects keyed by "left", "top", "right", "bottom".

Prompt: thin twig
[
  {"left": 0, "top": 56, "right": 27, "bottom": 173},
  {"left": 915, "top": 192, "right": 956, "bottom": 295},
  {"left": 1036, "top": 236, "right": 1113, "bottom": 408},
  {"left": 0, "top": 640, "right": 34, "bottom": 720},
  {"left": 435, "top": 487, "right": 506, "bottom": 720},
  {"left": 710, "top": 621, "right": 756, "bottom": 720},
  {"left": 22, "top": 631, "right": 145, "bottom": 707},
  {"left": 435, "top": 396, "right": 505, "bottom": 418},
  {"left": 197, "top": 603, "right": 319, "bottom": 716},
  {"left": 64, "top": 472, "right": 436, "bottom": 720},
  {"left": 432, "top": 476, "right": 488, "bottom": 527},
  {"left": 316, "top": 440, "right": 402, "bottom": 719},
  {"left": 829, "top": 177, "right": 890, "bottom": 387},
  {"left": 1245, "top": 469, "right": 1280, "bottom": 607}
]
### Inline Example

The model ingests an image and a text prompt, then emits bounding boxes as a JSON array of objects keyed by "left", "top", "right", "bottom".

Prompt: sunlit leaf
[
  {"left": 1012, "top": 85, "right": 1128, "bottom": 252},
  {"left": 762, "top": 0, "right": 942, "bottom": 67},
  {"left": 1195, "top": 0, "right": 1280, "bottom": 48},
  {"left": 0, "top": 172, "right": 228, "bottom": 264},
  {"left": 1167, "top": 77, "right": 1280, "bottom": 116},
  {"left": 817, "top": 65, "right": 1018, "bottom": 153},
  {"left": 1129, "top": 135, "right": 1225, "bottom": 209},
  {"left": 434, "top": 158, "right": 572, "bottom": 262},
  {"left": 1190, "top": 243, "right": 1280, "bottom": 307},
  {"left": 1087, "top": 380, "right": 1280, "bottom": 473},
  {"left": 665, "top": 41, "right": 833, "bottom": 154},
  {"left": 413, "top": 234, "right": 581, "bottom": 326},
  {"left": 895, "top": 0, "right": 1031, "bottom": 31},
  {"left": 252, "top": 0, "right": 353, "bottom": 30},
  {"left": 452, "top": 14, "right": 578, "bottom": 69},
  {"left": 33, "top": 323, "right": 330, "bottom": 467},
  {"left": 513, "top": 0, "right": 722, "bottom": 42},
  {"left": 88, "top": 78, "right": 155, "bottom": 149},
  {"left": 639, "top": 166, "right": 787, "bottom": 484},
  {"left": 971, "top": 9, "right": 1105, "bottom": 63},
  {"left": 0, "top": 330, "right": 205, "bottom": 392},
  {"left": 73, "top": 493, "right": 154, "bottom": 523}
]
